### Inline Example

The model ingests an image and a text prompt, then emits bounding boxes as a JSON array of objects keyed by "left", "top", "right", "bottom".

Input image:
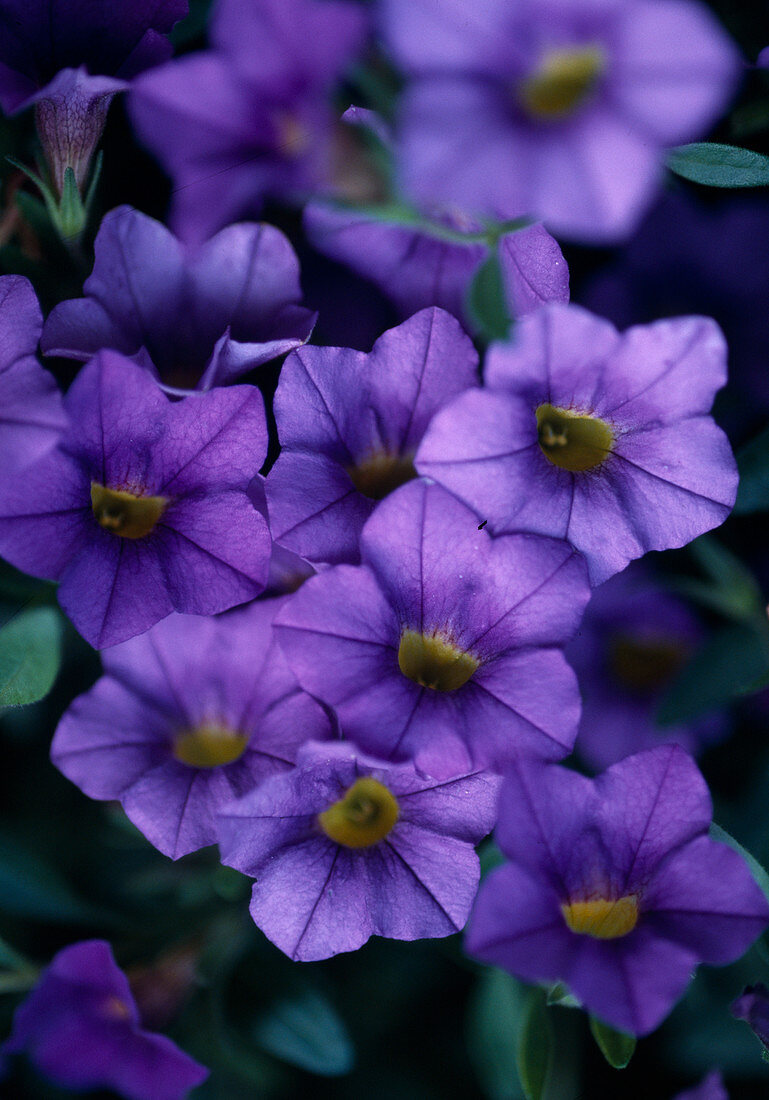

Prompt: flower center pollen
[
  {"left": 319, "top": 776, "right": 400, "bottom": 848},
  {"left": 173, "top": 724, "right": 249, "bottom": 769},
  {"left": 561, "top": 895, "right": 639, "bottom": 939},
  {"left": 536, "top": 404, "right": 614, "bottom": 472},
  {"left": 519, "top": 46, "right": 606, "bottom": 120},
  {"left": 398, "top": 630, "right": 479, "bottom": 691},
  {"left": 91, "top": 483, "right": 168, "bottom": 539},
  {"left": 610, "top": 636, "right": 686, "bottom": 695},
  {"left": 347, "top": 451, "right": 417, "bottom": 500}
]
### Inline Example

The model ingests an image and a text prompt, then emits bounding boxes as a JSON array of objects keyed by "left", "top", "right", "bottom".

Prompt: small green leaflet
[
  {"left": 0, "top": 605, "right": 62, "bottom": 707},
  {"left": 589, "top": 1016, "right": 636, "bottom": 1069},
  {"left": 667, "top": 143, "right": 769, "bottom": 188}
]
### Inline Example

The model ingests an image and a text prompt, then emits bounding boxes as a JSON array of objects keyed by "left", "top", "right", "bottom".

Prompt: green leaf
[
  {"left": 0, "top": 832, "right": 101, "bottom": 923},
  {"left": 589, "top": 1016, "right": 636, "bottom": 1069},
  {"left": 736, "top": 424, "right": 769, "bottom": 514},
  {"left": 0, "top": 606, "right": 62, "bottom": 707},
  {"left": 467, "top": 253, "right": 512, "bottom": 343},
  {"left": 656, "top": 621, "right": 769, "bottom": 725},
  {"left": 466, "top": 968, "right": 527, "bottom": 1099},
  {"left": 710, "top": 822, "right": 769, "bottom": 906},
  {"left": 253, "top": 988, "right": 354, "bottom": 1077},
  {"left": 667, "top": 143, "right": 769, "bottom": 188},
  {"left": 545, "top": 982, "right": 581, "bottom": 1009},
  {"left": 516, "top": 988, "right": 552, "bottom": 1100}
]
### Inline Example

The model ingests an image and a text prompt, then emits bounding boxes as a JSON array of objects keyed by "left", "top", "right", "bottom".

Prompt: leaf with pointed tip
[{"left": 589, "top": 1016, "right": 636, "bottom": 1069}]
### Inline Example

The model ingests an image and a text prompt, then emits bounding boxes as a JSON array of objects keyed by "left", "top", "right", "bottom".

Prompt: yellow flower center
[
  {"left": 173, "top": 724, "right": 249, "bottom": 769},
  {"left": 91, "top": 483, "right": 168, "bottom": 539},
  {"left": 519, "top": 45, "right": 606, "bottom": 121},
  {"left": 318, "top": 776, "right": 400, "bottom": 849},
  {"left": 561, "top": 895, "right": 639, "bottom": 939},
  {"left": 102, "top": 995, "right": 132, "bottom": 1020},
  {"left": 347, "top": 451, "right": 417, "bottom": 501},
  {"left": 610, "top": 636, "right": 686, "bottom": 695},
  {"left": 398, "top": 630, "right": 480, "bottom": 692},
  {"left": 536, "top": 404, "right": 614, "bottom": 472}
]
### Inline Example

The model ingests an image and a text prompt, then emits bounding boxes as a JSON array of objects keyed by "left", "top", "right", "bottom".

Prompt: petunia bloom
[
  {"left": 0, "top": 1, "right": 187, "bottom": 197},
  {"left": 382, "top": 0, "right": 741, "bottom": 242},
  {"left": 567, "top": 563, "right": 727, "bottom": 769},
  {"left": 51, "top": 601, "right": 332, "bottom": 858},
  {"left": 217, "top": 740, "right": 500, "bottom": 961},
  {"left": 417, "top": 302, "right": 738, "bottom": 585},
  {"left": 304, "top": 203, "right": 569, "bottom": 331},
  {"left": 0, "top": 275, "right": 66, "bottom": 470},
  {"left": 465, "top": 746, "right": 769, "bottom": 1036},
  {"left": 274, "top": 479, "right": 590, "bottom": 776},
  {"left": 674, "top": 1071, "right": 728, "bottom": 1100},
  {"left": 130, "top": 0, "right": 367, "bottom": 246},
  {"left": 730, "top": 983, "right": 769, "bottom": 1053},
  {"left": 265, "top": 308, "right": 479, "bottom": 564},
  {"left": 0, "top": 351, "right": 271, "bottom": 648},
  {"left": 0, "top": 940, "right": 207, "bottom": 1099},
  {"left": 42, "top": 206, "right": 316, "bottom": 392}
]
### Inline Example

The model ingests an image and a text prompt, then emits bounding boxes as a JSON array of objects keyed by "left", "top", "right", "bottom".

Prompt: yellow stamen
[
  {"left": 173, "top": 724, "right": 249, "bottom": 769},
  {"left": 519, "top": 46, "right": 606, "bottom": 121},
  {"left": 536, "top": 404, "right": 614, "bottom": 472},
  {"left": 610, "top": 637, "right": 686, "bottom": 694},
  {"left": 91, "top": 483, "right": 168, "bottom": 539},
  {"left": 561, "top": 895, "right": 639, "bottom": 939},
  {"left": 347, "top": 452, "right": 417, "bottom": 501},
  {"left": 398, "top": 630, "right": 479, "bottom": 692},
  {"left": 319, "top": 776, "right": 399, "bottom": 848}
]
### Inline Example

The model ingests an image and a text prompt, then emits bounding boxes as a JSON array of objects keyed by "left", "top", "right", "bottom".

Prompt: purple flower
[
  {"left": 0, "top": 351, "right": 271, "bottom": 648},
  {"left": 675, "top": 1071, "right": 728, "bottom": 1100},
  {"left": 274, "top": 479, "right": 589, "bottom": 776},
  {"left": 730, "top": 983, "right": 769, "bottom": 1052},
  {"left": 304, "top": 204, "right": 569, "bottom": 330},
  {"left": 417, "top": 303, "right": 737, "bottom": 585},
  {"left": 42, "top": 206, "right": 316, "bottom": 392},
  {"left": 581, "top": 191, "right": 769, "bottom": 417},
  {"left": 567, "top": 563, "right": 727, "bottom": 769},
  {"left": 0, "top": 1, "right": 187, "bottom": 196},
  {"left": 465, "top": 746, "right": 769, "bottom": 1036},
  {"left": 382, "top": 0, "right": 740, "bottom": 242},
  {"left": 130, "top": 0, "right": 367, "bottom": 246},
  {"left": 265, "top": 308, "right": 479, "bottom": 564},
  {"left": 51, "top": 601, "right": 332, "bottom": 858},
  {"left": 218, "top": 740, "right": 500, "bottom": 961},
  {"left": 0, "top": 940, "right": 207, "bottom": 1099},
  {"left": 0, "top": 275, "right": 66, "bottom": 470}
]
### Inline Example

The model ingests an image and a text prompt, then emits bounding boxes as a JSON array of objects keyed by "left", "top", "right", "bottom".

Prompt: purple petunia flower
[
  {"left": 581, "top": 191, "right": 769, "bottom": 418},
  {"left": 0, "top": 940, "right": 207, "bottom": 1099},
  {"left": 0, "top": 275, "right": 66, "bottom": 470},
  {"left": 274, "top": 479, "right": 590, "bottom": 776},
  {"left": 0, "top": 1, "right": 187, "bottom": 196},
  {"left": 130, "top": 0, "right": 367, "bottom": 246},
  {"left": 41, "top": 206, "right": 316, "bottom": 392},
  {"left": 417, "top": 302, "right": 738, "bottom": 585},
  {"left": 0, "top": 351, "right": 271, "bottom": 648},
  {"left": 51, "top": 601, "right": 332, "bottom": 858},
  {"left": 304, "top": 203, "right": 569, "bottom": 331},
  {"left": 265, "top": 308, "right": 479, "bottom": 564},
  {"left": 730, "top": 983, "right": 769, "bottom": 1053},
  {"left": 465, "top": 745, "right": 769, "bottom": 1036},
  {"left": 382, "top": 0, "right": 740, "bottom": 242},
  {"left": 567, "top": 563, "right": 727, "bottom": 769},
  {"left": 218, "top": 740, "right": 500, "bottom": 961},
  {"left": 674, "top": 1071, "right": 728, "bottom": 1100}
]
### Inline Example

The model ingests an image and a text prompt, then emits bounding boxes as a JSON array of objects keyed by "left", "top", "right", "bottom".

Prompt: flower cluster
[{"left": 0, "top": 0, "right": 767, "bottom": 1096}]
